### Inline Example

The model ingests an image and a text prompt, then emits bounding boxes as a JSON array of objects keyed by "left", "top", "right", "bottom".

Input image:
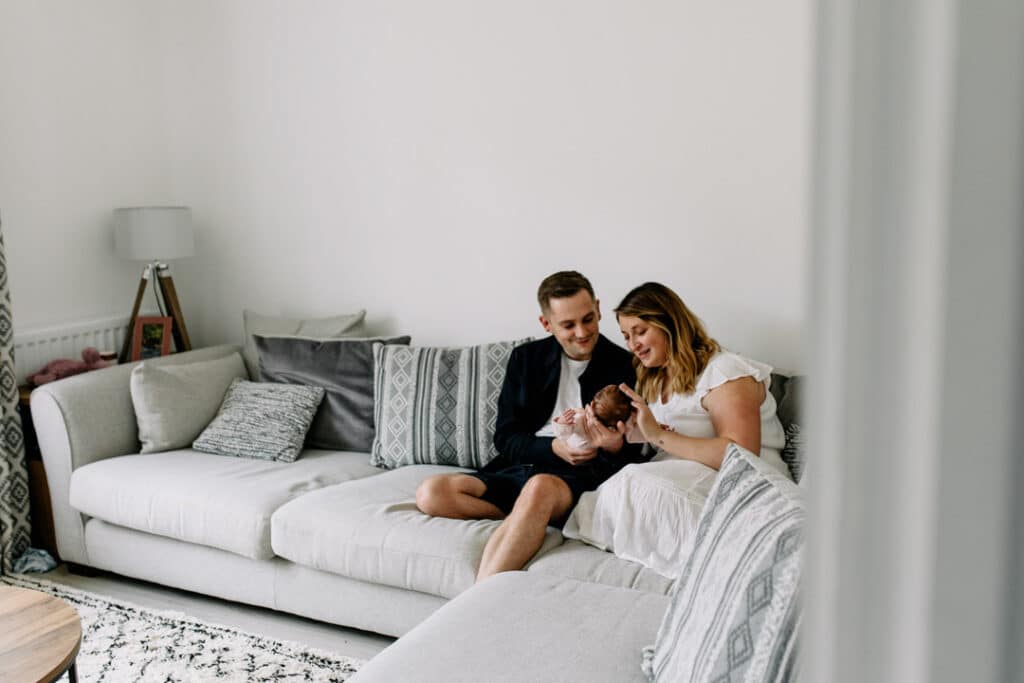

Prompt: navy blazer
[{"left": 489, "top": 334, "right": 646, "bottom": 479}]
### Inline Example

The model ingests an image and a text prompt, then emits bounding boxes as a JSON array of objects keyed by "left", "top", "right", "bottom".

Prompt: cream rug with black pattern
[{"left": 2, "top": 574, "right": 364, "bottom": 682}]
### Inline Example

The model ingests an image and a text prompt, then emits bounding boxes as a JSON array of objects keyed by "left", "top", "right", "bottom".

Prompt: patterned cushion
[
  {"left": 193, "top": 379, "right": 325, "bottom": 463},
  {"left": 642, "top": 444, "right": 804, "bottom": 682},
  {"left": 370, "top": 339, "right": 530, "bottom": 468}
]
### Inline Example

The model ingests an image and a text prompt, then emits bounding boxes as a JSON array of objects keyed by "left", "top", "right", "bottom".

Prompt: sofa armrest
[{"left": 32, "top": 344, "right": 242, "bottom": 563}]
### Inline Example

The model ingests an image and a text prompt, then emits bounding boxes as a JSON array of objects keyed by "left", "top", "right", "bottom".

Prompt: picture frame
[{"left": 131, "top": 316, "right": 173, "bottom": 361}]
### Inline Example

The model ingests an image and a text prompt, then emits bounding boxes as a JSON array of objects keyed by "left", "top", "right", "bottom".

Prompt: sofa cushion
[
  {"left": 642, "top": 444, "right": 804, "bottom": 682},
  {"left": 370, "top": 339, "right": 530, "bottom": 469},
  {"left": 349, "top": 571, "right": 668, "bottom": 683},
  {"left": 130, "top": 352, "right": 248, "bottom": 454},
  {"left": 242, "top": 308, "right": 366, "bottom": 380},
  {"left": 271, "top": 465, "right": 562, "bottom": 599},
  {"left": 526, "top": 539, "right": 674, "bottom": 595},
  {"left": 193, "top": 379, "right": 325, "bottom": 463},
  {"left": 69, "top": 449, "right": 381, "bottom": 560},
  {"left": 254, "top": 334, "right": 411, "bottom": 452}
]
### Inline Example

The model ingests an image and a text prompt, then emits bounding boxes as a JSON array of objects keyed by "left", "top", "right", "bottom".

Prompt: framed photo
[{"left": 131, "top": 316, "right": 173, "bottom": 361}]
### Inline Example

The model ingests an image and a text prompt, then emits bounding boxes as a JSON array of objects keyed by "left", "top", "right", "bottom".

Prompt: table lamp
[{"left": 114, "top": 206, "right": 195, "bottom": 362}]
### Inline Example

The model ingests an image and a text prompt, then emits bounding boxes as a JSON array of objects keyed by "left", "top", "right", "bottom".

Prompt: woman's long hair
[{"left": 614, "top": 282, "right": 720, "bottom": 401}]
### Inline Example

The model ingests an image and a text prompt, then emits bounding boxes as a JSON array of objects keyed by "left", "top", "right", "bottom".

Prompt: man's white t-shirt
[{"left": 535, "top": 354, "right": 590, "bottom": 437}]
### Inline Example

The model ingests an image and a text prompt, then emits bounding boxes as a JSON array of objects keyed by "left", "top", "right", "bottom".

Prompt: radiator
[{"left": 13, "top": 315, "right": 130, "bottom": 384}]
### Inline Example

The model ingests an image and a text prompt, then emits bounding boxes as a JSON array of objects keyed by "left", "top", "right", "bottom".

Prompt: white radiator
[{"left": 13, "top": 315, "right": 130, "bottom": 384}]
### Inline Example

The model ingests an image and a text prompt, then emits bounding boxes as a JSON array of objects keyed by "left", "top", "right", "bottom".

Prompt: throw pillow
[
  {"left": 254, "top": 334, "right": 412, "bottom": 452},
  {"left": 562, "top": 459, "right": 718, "bottom": 578},
  {"left": 774, "top": 374, "right": 805, "bottom": 483},
  {"left": 241, "top": 309, "right": 366, "bottom": 380},
  {"left": 641, "top": 444, "right": 804, "bottom": 682},
  {"left": 130, "top": 352, "right": 248, "bottom": 454},
  {"left": 371, "top": 338, "right": 531, "bottom": 469},
  {"left": 192, "top": 378, "right": 325, "bottom": 463}
]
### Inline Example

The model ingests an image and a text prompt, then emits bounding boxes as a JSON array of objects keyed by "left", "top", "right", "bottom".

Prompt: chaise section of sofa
[{"left": 350, "top": 571, "right": 669, "bottom": 683}]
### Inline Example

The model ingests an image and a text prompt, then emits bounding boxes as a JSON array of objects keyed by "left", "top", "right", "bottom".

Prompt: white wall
[
  {"left": 0, "top": 2, "right": 172, "bottom": 329},
  {"left": 4, "top": 1, "right": 812, "bottom": 372},
  {"left": 155, "top": 0, "right": 812, "bottom": 369}
]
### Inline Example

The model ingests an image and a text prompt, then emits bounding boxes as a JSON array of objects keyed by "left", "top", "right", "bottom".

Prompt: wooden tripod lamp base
[{"left": 118, "top": 262, "right": 193, "bottom": 363}]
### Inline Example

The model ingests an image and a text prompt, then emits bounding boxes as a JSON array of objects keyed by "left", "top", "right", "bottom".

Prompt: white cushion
[
  {"left": 271, "top": 465, "right": 562, "bottom": 599},
  {"left": 526, "top": 539, "right": 674, "bottom": 595},
  {"left": 562, "top": 459, "right": 717, "bottom": 577},
  {"left": 350, "top": 571, "right": 668, "bottom": 683},
  {"left": 130, "top": 352, "right": 247, "bottom": 453},
  {"left": 70, "top": 449, "right": 381, "bottom": 560},
  {"left": 242, "top": 308, "right": 366, "bottom": 380}
]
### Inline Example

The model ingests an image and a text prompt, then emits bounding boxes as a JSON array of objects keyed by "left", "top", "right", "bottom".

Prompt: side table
[
  {"left": 0, "top": 586, "right": 82, "bottom": 682},
  {"left": 18, "top": 385, "right": 60, "bottom": 561}
]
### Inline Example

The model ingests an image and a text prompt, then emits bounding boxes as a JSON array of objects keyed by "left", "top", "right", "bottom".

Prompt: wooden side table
[
  {"left": 18, "top": 385, "right": 60, "bottom": 561},
  {"left": 0, "top": 586, "right": 82, "bottom": 682}
]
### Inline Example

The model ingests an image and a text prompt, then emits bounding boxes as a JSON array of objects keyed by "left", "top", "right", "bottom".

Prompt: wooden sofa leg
[{"left": 65, "top": 562, "right": 101, "bottom": 577}]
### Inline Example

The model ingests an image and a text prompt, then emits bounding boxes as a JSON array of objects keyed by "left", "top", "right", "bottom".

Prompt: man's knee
[
  {"left": 415, "top": 476, "right": 450, "bottom": 516},
  {"left": 514, "top": 475, "right": 572, "bottom": 517}
]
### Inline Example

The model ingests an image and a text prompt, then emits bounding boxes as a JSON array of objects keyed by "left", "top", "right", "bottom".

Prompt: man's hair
[{"left": 536, "top": 271, "right": 595, "bottom": 313}]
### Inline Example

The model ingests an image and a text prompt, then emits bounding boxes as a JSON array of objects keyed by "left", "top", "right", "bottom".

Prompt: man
[{"left": 415, "top": 271, "right": 644, "bottom": 581}]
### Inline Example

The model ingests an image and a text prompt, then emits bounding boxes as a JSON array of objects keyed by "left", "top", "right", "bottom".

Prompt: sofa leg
[{"left": 65, "top": 562, "right": 101, "bottom": 577}]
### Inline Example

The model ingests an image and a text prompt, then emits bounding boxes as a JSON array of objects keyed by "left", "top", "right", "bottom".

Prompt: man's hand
[
  {"left": 582, "top": 405, "right": 626, "bottom": 453},
  {"left": 552, "top": 437, "right": 599, "bottom": 466}
]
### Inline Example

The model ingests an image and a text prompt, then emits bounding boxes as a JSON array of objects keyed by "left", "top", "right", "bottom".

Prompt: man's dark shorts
[{"left": 466, "top": 464, "right": 593, "bottom": 527}]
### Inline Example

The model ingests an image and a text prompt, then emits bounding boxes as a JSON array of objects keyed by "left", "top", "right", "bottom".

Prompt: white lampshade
[{"left": 113, "top": 206, "right": 195, "bottom": 261}]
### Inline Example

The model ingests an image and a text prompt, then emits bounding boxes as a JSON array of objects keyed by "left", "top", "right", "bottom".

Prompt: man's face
[{"left": 540, "top": 290, "right": 601, "bottom": 361}]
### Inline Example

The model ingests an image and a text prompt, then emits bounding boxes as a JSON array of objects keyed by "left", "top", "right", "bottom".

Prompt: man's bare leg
[
  {"left": 476, "top": 475, "right": 573, "bottom": 582},
  {"left": 416, "top": 474, "right": 505, "bottom": 520}
]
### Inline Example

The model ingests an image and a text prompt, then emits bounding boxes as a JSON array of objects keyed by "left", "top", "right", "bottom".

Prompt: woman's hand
[{"left": 618, "top": 383, "right": 663, "bottom": 443}]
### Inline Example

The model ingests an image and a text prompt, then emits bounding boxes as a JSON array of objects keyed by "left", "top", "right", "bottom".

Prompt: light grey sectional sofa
[{"left": 34, "top": 344, "right": 805, "bottom": 682}]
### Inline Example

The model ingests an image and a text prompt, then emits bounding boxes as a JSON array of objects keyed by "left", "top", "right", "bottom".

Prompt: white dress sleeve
[{"left": 695, "top": 351, "right": 774, "bottom": 403}]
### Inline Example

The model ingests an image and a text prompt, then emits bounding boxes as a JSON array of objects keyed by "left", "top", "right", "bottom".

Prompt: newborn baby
[{"left": 553, "top": 384, "right": 640, "bottom": 451}]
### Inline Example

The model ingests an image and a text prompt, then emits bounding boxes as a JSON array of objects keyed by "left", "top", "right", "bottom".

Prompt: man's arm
[{"left": 493, "top": 347, "right": 561, "bottom": 467}]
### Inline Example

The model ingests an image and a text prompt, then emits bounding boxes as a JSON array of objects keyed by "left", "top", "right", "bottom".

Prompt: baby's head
[{"left": 589, "top": 385, "right": 634, "bottom": 428}]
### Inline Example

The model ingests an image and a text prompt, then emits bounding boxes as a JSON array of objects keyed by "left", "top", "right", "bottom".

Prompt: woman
[{"left": 610, "top": 282, "right": 789, "bottom": 474}]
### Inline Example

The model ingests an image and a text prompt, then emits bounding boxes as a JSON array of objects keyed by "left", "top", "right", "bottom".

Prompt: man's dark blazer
[{"left": 488, "top": 334, "right": 647, "bottom": 481}]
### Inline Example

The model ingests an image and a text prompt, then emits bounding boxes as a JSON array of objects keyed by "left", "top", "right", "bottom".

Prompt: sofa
[{"left": 33, "top": 342, "right": 805, "bottom": 682}]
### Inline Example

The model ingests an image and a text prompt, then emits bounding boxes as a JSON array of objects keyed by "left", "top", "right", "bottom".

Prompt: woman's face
[{"left": 618, "top": 315, "right": 671, "bottom": 368}]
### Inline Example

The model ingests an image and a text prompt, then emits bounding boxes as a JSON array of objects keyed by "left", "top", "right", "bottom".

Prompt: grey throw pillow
[
  {"left": 242, "top": 309, "right": 366, "bottom": 380},
  {"left": 193, "top": 378, "right": 325, "bottom": 462},
  {"left": 641, "top": 444, "right": 804, "bottom": 682},
  {"left": 130, "top": 352, "right": 247, "bottom": 453},
  {"left": 772, "top": 374, "right": 805, "bottom": 483},
  {"left": 254, "top": 334, "right": 412, "bottom": 453},
  {"left": 371, "top": 339, "right": 531, "bottom": 469}
]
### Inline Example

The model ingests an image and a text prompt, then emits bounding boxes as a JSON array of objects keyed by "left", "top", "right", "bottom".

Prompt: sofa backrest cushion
[
  {"left": 255, "top": 334, "right": 411, "bottom": 452},
  {"left": 642, "top": 443, "right": 804, "bottom": 682},
  {"left": 371, "top": 339, "right": 531, "bottom": 469},
  {"left": 130, "top": 352, "right": 247, "bottom": 453},
  {"left": 242, "top": 308, "right": 366, "bottom": 380}
]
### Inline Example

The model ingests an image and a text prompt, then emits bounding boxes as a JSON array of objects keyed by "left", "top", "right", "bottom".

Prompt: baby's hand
[{"left": 554, "top": 408, "right": 577, "bottom": 426}]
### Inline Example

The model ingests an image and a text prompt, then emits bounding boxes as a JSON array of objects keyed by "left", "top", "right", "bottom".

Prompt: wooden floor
[{"left": 41, "top": 564, "right": 395, "bottom": 662}]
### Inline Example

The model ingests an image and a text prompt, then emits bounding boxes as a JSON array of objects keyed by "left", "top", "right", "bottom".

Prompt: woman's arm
[{"left": 618, "top": 377, "right": 764, "bottom": 470}]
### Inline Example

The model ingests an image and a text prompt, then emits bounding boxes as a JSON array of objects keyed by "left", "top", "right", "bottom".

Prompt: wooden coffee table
[{"left": 0, "top": 586, "right": 82, "bottom": 683}]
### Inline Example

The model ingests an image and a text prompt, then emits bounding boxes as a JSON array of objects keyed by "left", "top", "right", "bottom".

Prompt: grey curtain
[{"left": 0, "top": 223, "right": 30, "bottom": 574}]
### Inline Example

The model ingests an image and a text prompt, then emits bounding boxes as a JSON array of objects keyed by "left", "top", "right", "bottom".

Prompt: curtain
[{"left": 0, "top": 223, "right": 30, "bottom": 574}]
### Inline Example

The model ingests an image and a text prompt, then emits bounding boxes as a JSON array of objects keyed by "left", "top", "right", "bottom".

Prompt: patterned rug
[{"left": 1, "top": 574, "right": 364, "bottom": 682}]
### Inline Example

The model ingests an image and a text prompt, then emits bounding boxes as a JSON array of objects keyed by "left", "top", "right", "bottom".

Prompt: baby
[{"left": 553, "top": 384, "right": 640, "bottom": 451}]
